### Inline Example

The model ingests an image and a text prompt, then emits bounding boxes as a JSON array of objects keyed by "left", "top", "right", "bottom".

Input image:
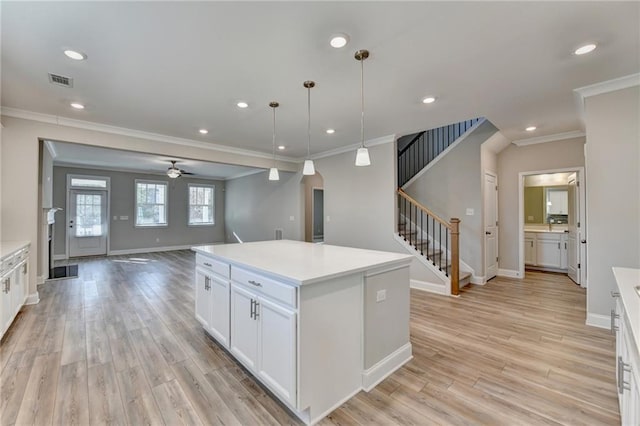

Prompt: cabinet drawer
[
  {"left": 1, "top": 255, "right": 16, "bottom": 273},
  {"left": 196, "top": 254, "right": 229, "bottom": 278},
  {"left": 231, "top": 266, "right": 297, "bottom": 308}
]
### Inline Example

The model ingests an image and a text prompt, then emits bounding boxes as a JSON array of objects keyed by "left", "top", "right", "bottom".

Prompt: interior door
[
  {"left": 68, "top": 189, "right": 107, "bottom": 257},
  {"left": 484, "top": 172, "right": 498, "bottom": 280},
  {"left": 567, "top": 173, "right": 580, "bottom": 284}
]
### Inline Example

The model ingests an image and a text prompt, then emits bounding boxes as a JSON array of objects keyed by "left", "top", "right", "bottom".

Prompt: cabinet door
[
  {"left": 12, "top": 262, "right": 26, "bottom": 315},
  {"left": 257, "top": 297, "right": 296, "bottom": 406},
  {"left": 560, "top": 236, "right": 568, "bottom": 270},
  {"left": 536, "top": 240, "right": 562, "bottom": 268},
  {"left": 195, "top": 267, "right": 211, "bottom": 329},
  {"left": 230, "top": 284, "right": 259, "bottom": 371},
  {"left": 524, "top": 238, "right": 536, "bottom": 265},
  {"left": 1, "top": 273, "right": 13, "bottom": 335},
  {"left": 210, "top": 275, "right": 230, "bottom": 348}
]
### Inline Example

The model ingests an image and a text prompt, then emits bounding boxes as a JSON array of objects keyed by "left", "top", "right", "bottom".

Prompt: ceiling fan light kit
[{"left": 166, "top": 160, "right": 193, "bottom": 178}]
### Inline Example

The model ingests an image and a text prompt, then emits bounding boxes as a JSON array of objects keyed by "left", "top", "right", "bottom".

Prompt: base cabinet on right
[{"left": 613, "top": 288, "right": 640, "bottom": 426}]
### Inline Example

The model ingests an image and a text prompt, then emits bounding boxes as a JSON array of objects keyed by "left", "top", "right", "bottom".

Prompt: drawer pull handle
[
  {"left": 204, "top": 262, "right": 212, "bottom": 267},
  {"left": 248, "top": 280, "right": 262, "bottom": 287},
  {"left": 611, "top": 309, "right": 619, "bottom": 333},
  {"left": 611, "top": 291, "right": 620, "bottom": 298}
]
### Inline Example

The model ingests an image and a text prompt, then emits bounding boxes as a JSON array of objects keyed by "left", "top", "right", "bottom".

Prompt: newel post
[{"left": 450, "top": 218, "right": 460, "bottom": 296}]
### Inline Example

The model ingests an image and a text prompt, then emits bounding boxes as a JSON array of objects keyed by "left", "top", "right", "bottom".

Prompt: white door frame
[
  {"left": 65, "top": 174, "right": 111, "bottom": 259},
  {"left": 483, "top": 171, "right": 498, "bottom": 281},
  {"left": 518, "top": 167, "right": 586, "bottom": 287}
]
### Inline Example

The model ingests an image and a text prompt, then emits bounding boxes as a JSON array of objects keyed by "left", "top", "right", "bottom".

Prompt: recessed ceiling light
[
  {"left": 237, "top": 101, "right": 249, "bottom": 109},
  {"left": 326, "top": 129, "right": 335, "bottom": 134},
  {"left": 330, "top": 33, "right": 349, "bottom": 49},
  {"left": 422, "top": 96, "right": 437, "bottom": 104},
  {"left": 199, "top": 129, "right": 208, "bottom": 134},
  {"left": 70, "top": 102, "right": 85, "bottom": 110},
  {"left": 525, "top": 126, "right": 537, "bottom": 132},
  {"left": 278, "top": 145, "right": 286, "bottom": 150},
  {"left": 574, "top": 43, "right": 597, "bottom": 55},
  {"left": 64, "top": 50, "right": 86, "bottom": 61}
]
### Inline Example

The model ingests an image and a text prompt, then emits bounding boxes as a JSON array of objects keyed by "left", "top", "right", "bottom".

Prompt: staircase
[{"left": 395, "top": 118, "right": 483, "bottom": 295}]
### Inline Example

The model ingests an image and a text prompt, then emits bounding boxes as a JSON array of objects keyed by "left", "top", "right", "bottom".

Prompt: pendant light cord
[
  {"left": 360, "top": 54, "right": 365, "bottom": 149},
  {"left": 272, "top": 106, "right": 277, "bottom": 167},
  {"left": 307, "top": 86, "right": 311, "bottom": 158}
]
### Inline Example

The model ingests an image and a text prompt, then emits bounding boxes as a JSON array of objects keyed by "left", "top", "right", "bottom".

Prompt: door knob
[
  {"left": 581, "top": 239, "right": 587, "bottom": 244},
  {"left": 485, "top": 231, "right": 491, "bottom": 235}
]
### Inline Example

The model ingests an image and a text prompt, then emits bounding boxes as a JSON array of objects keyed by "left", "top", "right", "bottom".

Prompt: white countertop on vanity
[
  {"left": 613, "top": 267, "right": 640, "bottom": 356},
  {"left": 192, "top": 240, "right": 412, "bottom": 286},
  {"left": 0, "top": 241, "right": 30, "bottom": 260}
]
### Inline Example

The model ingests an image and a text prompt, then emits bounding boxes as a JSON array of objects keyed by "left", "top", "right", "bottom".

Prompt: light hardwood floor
[{"left": 1, "top": 251, "right": 619, "bottom": 425}]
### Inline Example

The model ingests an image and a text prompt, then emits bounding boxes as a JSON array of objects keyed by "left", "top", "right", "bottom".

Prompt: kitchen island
[{"left": 192, "top": 240, "right": 413, "bottom": 424}]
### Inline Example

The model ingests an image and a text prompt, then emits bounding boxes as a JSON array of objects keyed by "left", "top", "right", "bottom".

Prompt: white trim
[
  {"left": 56, "top": 161, "right": 242, "bottom": 181},
  {"left": 498, "top": 268, "right": 521, "bottom": 279},
  {"left": 410, "top": 279, "right": 447, "bottom": 295},
  {"left": 225, "top": 168, "right": 266, "bottom": 181},
  {"left": 470, "top": 275, "right": 486, "bottom": 285},
  {"left": 37, "top": 275, "right": 46, "bottom": 285},
  {"left": 586, "top": 313, "right": 610, "bottom": 329},
  {"left": 574, "top": 73, "right": 640, "bottom": 99},
  {"left": 361, "top": 343, "right": 413, "bottom": 392},
  {"left": 134, "top": 179, "right": 168, "bottom": 227},
  {"left": 0, "top": 107, "right": 285, "bottom": 162},
  {"left": 401, "top": 118, "right": 487, "bottom": 189},
  {"left": 108, "top": 244, "right": 195, "bottom": 256},
  {"left": 305, "top": 134, "right": 396, "bottom": 162},
  {"left": 512, "top": 130, "right": 585, "bottom": 147},
  {"left": 53, "top": 254, "right": 67, "bottom": 261},
  {"left": 43, "top": 140, "right": 57, "bottom": 158},
  {"left": 307, "top": 388, "right": 359, "bottom": 425},
  {"left": 25, "top": 292, "right": 40, "bottom": 305}
]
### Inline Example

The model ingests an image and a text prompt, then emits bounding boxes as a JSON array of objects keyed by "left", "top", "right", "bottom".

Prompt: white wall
[
  {"left": 404, "top": 120, "right": 498, "bottom": 277},
  {"left": 224, "top": 170, "right": 303, "bottom": 243},
  {"left": 496, "top": 137, "right": 585, "bottom": 273},
  {"left": 584, "top": 86, "right": 639, "bottom": 320}
]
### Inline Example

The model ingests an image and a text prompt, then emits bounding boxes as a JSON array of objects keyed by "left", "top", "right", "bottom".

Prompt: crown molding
[
  {"left": 301, "top": 134, "right": 396, "bottom": 162},
  {"left": 0, "top": 106, "right": 298, "bottom": 163},
  {"left": 574, "top": 73, "right": 640, "bottom": 99},
  {"left": 54, "top": 161, "right": 237, "bottom": 181},
  {"left": 512, "top": 130, "right": 585, "bottom": 147}
]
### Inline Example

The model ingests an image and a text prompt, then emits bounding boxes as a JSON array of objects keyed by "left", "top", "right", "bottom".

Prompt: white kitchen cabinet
[
  {"left": 1, "top": 243, "right": 30, "bottom": 339},
  {"left": 612, "top": 268, "right": 640, "bottom": 426},
  {"left": 524, "top": 233, "right": 536, "bottom": 266},
  {"left": 1, "top": 269, "right": 13, "bottom": 335},
  {"left": 560, "top": 234, "right": 568, "bottom": 270},
  {"left": 209, "top": 274, "right": 230, "bottom": 347},
  {"left": 195, "top": 266, "right": 212, "bottom": 330},
  {"left": 195, "top": 255, "right": 230, "bottom": 348},
  {"left": 230, "top": 283, "right": 260, "bottom": 370}
]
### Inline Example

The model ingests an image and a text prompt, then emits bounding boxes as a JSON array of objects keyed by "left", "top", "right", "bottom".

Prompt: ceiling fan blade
[{"left": 180, "top": 171, "right": 194, "bottom": 175}]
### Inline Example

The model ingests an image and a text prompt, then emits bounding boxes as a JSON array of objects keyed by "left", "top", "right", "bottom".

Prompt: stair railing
[
  {"left": 398, "top": 118, "right": 482, "bottom": 187},
  {"left": 397, "top": 189, "right": 460, "bottom": 296}
]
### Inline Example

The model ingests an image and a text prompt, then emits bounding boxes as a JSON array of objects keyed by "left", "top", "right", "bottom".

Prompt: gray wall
[
  {"left": 584, "top": 86, "right": 639, "bottom": 319},
  {"left": 404, "top": 120, "right": 498, "bottom": 277},
  {"left": 52, "top": 166, "right": 225, "bottom": 255},
  {"left": 224, "top": 170, "right": 303, "bottom": 243},
  {"left": 496, "top": 137, "right": 585, "bottom": 272}
]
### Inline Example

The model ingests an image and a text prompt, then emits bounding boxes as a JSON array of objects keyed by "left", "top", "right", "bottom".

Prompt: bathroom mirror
[{"left": 524, "top": 185, "right": 568, "bottom": 224}]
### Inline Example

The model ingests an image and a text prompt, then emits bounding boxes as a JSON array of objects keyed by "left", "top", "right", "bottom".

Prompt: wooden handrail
[{"left": 397, "top": 189, "right": 451, "bottom": 229}]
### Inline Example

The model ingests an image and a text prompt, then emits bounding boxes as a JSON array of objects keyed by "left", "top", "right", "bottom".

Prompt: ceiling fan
[{"left": 166, "top": 160, "right": 194, "bottom": 178}]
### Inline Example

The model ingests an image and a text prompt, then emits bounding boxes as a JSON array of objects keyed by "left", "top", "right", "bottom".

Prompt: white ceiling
[
  {"left": 49, "top": 140, "right": 260, "bottom": 180},
  {"left": 2, "top": 2, "right": 639, "bottom": 159}
]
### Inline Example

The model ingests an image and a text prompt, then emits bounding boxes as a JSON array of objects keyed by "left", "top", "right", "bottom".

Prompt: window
[
  {"left": 75, "top": 193, "right": 104, "bottom": 236},
  {"left": 188, "top": 184, "right": 215, "bottom": 225},
  {"left": 70, "top": 177, "right": 108, "bottom": 188},
  {"left": 135, "top": 180, "right": 168, "bottom": 226}
]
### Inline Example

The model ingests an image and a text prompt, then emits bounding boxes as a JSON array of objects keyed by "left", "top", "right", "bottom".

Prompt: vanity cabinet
[
  {"left": 611, "top": 268, "right": 640, "bottom": 426},
  {"left": 1, "top": 243, "right": 30, "bottom": 339},
  {"left": 524, "top": 232, "right": 568, "bottom": 272},
  {"left": 524, "top": 233, "right": 536, "bottom": 265}
]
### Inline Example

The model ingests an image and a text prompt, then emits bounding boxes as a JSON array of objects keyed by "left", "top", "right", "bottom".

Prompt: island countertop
[
  {"left": 192, "top": 240, "right": 412, "bottom": 286},
  {"left": 1, "top": 241, "right": 30, "bottom": 260}
]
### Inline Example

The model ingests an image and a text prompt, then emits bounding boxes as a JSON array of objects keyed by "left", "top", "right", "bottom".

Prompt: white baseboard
[
  {"left": 470, "top": 275, "right": 486, "bottom": 285},
  {"left": 37, "top": 275, "right": 46, "bottom": 285},
  {"left": 362, "top": 343, "right": 413, "bottom": 392},
  {"left": 410, "top": 279, "right": 447, "bottom": 295},
  {"left": 108, "top": 244, "right": 195, "bottom": 256},
  {"left": 586, "top": 313, "right": 610, "bottom": 329},
  {"left": 53, "top": 254, "right": 67, "bottom": 261},
  {"left": 498, "top": 268, "right": 522, "bottom": 279},
  {"left": 25, "top": 292, "right": 40, "bottom": 305}
]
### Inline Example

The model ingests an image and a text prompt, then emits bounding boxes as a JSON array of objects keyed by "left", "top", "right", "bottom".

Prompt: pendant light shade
[
  {"left": 268, "top": 101, "right": 280, "bottom": 181},
  {"left": 303, "top": 80, "right": 316, "bottom": 175},
  {"left": 268, "top": 167, "right": 280, "bottom": 181},
  {"left": 354, "top": 49, "right": 371, "bottom": 167}
]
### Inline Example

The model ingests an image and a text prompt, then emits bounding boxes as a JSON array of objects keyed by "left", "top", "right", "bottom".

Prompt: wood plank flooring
[{"left": 0, "top": 251, "right": 619, "bottom": 425}]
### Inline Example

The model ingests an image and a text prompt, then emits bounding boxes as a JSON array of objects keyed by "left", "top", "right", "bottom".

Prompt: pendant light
[
  {"left": 354, "top": 49, "right": 371, "bottom": 167},
  {"left": 268, "top": 101, "right": 280, "bottom": 181},
  {"left": 303, "top": 80, "right": 316, "bottom": 175}
]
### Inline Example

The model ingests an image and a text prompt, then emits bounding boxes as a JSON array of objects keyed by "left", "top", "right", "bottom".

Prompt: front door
[
  {"left": 567, "top": 173, "right": 580, "bottom": 284},
  {"left": 484, "top": 172, "right": 498, "bottom": 280},
  {"left": 68, "top": 189, "right": 108, "bottom": 257}
]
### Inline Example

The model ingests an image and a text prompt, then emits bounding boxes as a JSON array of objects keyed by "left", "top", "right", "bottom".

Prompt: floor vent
[
  {"left": 48, "top": 73, "right": 73, "bottom": 87},
  {"left": 275, "top": 229, "right": 283, "bottom": 240}
]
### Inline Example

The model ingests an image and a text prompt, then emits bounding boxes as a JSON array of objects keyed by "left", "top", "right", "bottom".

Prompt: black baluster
[
  {"left": 446, "top": 229, "right": 449, "bottom": 277},
  {"left": 420, "top": 210, "right": 423, "bottom": 255},
  {"left": 439, "top": 223, "right": 442, "bottom": 271}
]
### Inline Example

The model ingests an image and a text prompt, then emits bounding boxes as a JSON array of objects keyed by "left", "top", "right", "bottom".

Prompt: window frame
[
  {"left": 188, "top": 183, "right": 216, "bottom": 226},
  {"left": 134, "top": 179, "right": 169, "bottom": 228}
]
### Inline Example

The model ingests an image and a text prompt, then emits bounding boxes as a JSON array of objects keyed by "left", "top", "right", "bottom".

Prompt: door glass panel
[{"left": 75, "top": 193, "right": 103, "bottom": 237}]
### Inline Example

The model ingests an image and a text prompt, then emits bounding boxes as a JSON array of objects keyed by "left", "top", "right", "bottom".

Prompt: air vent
[{"left": 48, "top": 73, "right": 73, "bottom": 88}]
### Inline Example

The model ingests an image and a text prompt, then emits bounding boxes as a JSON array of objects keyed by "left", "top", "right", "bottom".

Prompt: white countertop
[
  {"left": 193, "top": 240, "right": 412, "bottom": 285},
  {"left": 613, "top": 267, "right": 640, "bottom": 356},
  {"left": 524, "top": 229, "right": 568, "bottom": 234},
  {"left": 0, "top": 241, "right": 30, "bottom": 260}
]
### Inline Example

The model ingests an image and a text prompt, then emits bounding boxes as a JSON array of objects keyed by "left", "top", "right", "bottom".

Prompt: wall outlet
[
  {"left": 376, "top": 289, "right": 387, "bottom": 302},
  {"left": 113, "top": 216, "right": 118, "bottom": 220},
  {"left": 120, "top": 215, "right": 129, "bottom": 220},
  {"left": 466, "top": 208, "right": 474, "bottom": 216},
  {"left": 289, "top": 216, "right": 295, "bottom": 221}
]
